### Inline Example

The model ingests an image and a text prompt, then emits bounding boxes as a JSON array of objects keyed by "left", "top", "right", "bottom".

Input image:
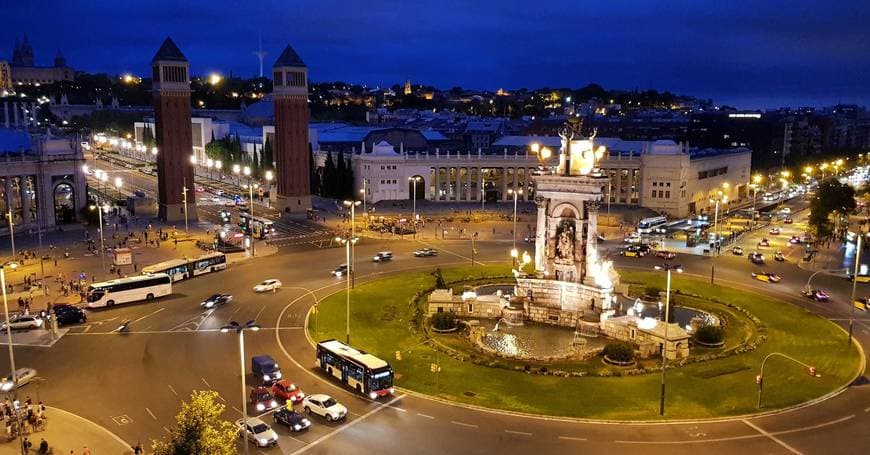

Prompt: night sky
[{"left": 4, "top": 0, "right": 869, "bottom": 108}]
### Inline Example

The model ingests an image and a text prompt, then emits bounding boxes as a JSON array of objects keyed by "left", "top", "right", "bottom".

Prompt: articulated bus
[
  {"left": 637, "top": 216, "right": 668, "bottom": 234},
  {"left": 86, "top": 273, "right": 172, "bottom": 308},
  {"left": 239, "top": 211, "right": 276, "bottom": 239},
  {"left": 141, "top": 252, "right": 227, "bottom": 282},
  {"left": 315, "top": 339, "right": 394, "bottom": 399}
]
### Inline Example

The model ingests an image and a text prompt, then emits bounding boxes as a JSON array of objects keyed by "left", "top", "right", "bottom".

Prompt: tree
[
  {"left": 263, "top": 137, "right": 274, "bottom": 169},
  {"left": 151, "top": 390, "right": 237, "bottom": 455},
  {"left": 809, "top": 178, "right": 856, "bottom": 240},
  {"left": 309, "top": 147, "right": 319, "bottom": 195},
  {"left": 322, "top": 151, "right": 336, "bottom": 197},
  {"left": 205, "top": 139, "right": 231, "bottom": 162}
]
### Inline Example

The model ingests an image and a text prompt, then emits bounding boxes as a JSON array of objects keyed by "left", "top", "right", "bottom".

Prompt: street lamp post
[
  {"left": 206, "top": 158, "right": 214, "bottom": 180},
  {"left": 221, "top": 320, "right": 260, "bottom": 455},
  {"left": 653, "top": 262, "right": 682, "bottom": 416},
  {"left": 181, "top": 182, "right": 190, "bottom": 234},
  {"left": 5, "top": 211, "right": 15, "bottom": 259},
  {"left": 360, "top": 179, "right": 367, "bottom": 224},
  {"left": 335, "top": 235, "right": 359, "bottom": 344},
  {"left": 848, "top": 233, "right": 862, "bottom": 344},
  {"left": 114, "top": 177, "right": 123, "bottom": 201},
  {"left": 757, "top": 352, "right": 819, "bottom": 408},
  {"left": 244, "top": 183, "right": 259, "bottom": 257},
  {"left": 233, "top": 164, "right": 241, "bottom": 187},
  {"left": 1, "top": 263, "right": 25, "bottom": 454},
  {"left": 265, "top": 170, "right": 273, "bottom": 208},
  {"left": 90, "top": 205, "right": 107, "bottom": 279},
  {"left": 243, "top": 166, "right": 251, "bottom": 190},
  {"left": 343, "top": 200, "right": 361, "bottom": 288},
  {"left": 751, "top": 175, "right": 763, "bottom": 229},
  {"left": 409, "top": 177, "right": 421, "bottom": 238},
  {"left": 508, "top": 188, "right": 523, "bottom": 259}
]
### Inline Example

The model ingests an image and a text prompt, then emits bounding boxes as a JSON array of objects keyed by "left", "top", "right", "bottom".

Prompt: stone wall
[
  {"left": 516, "top": 277, "right": 612, "bottom": 314},
  {"left": 427, "top": 289, "right": 503, "bottom": 319}
]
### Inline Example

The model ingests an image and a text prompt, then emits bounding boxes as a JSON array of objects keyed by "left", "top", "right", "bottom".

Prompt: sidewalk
[{"left": 0, "top": 406, "right": 132, "bottom": 454}]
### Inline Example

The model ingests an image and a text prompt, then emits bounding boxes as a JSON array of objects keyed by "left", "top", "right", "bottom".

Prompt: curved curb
[
  {"left": 297, "top": 266, "right": 866, "bottom": 426},
  {"left": 46, "top": 405, "right": 132, "bottom": 450}
]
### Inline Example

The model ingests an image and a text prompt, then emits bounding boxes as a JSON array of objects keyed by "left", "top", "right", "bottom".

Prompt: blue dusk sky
[{"left": 3, "top": 0, "right": 868, "bottom": 108}]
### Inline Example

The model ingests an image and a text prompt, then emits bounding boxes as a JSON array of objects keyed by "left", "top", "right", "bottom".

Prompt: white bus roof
[
  {"left": 195, "top": 252, "right": 225, "bottom": 260},
  {"left": 318, "top": 339, "right": 389, "bottom": 370},
  {"left": 91, "top": 273, "right": 170, "bottom": 287},
  {"left": 141, "top": 259, "right": 188, "bottom": 272}
]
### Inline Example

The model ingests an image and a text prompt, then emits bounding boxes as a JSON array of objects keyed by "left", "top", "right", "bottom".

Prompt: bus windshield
[
  {"left": 86, "top": 287, "right": 105, "bottom": 302},
  {"left": 369, "top": 368, "right": 393, "bottom": 391}
]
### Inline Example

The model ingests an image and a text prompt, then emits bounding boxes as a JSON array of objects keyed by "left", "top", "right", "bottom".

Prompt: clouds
[{"left": 2, "top": 0, "right": 868, "bottom": 107}]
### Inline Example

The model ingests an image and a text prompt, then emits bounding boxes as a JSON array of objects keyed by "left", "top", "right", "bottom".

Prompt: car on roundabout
[
  {"left": 784, "top": 217, "right": 794, "bottom": 224},
  {"left": 1, "top": 314, "right": 43, "bottom": 331},
  {"left": 802, "top": 288, "right": 830, "bottom": 302},
  {"left": 200, "top": 293, "right": 233, "bottom": 309},
  {"left": 253, "top": 279, "right": 282, "bottom": 293},
  {"left": 52, "top": 304, "right": 87, "bottom": 326},
  {"left": 273, "top": 407, "right": 311, "bottom": 432},
  {"left": 249, "top": 386, "right": 279, "bottom": 412},
  {"left": 758, "top": 238, "right": 770, "bottom": 247},
  {"left": 332, "top": 264, "right": 349, "bottom": 277},
  {"left": 621, "top": 248, "right": 644, "bottom": 258},
  {"left": 751, "top": 271, "right": 781, "bottom": 283},
  {"left": 732, "top": 246, "right": 744, "bottom": 255},
  {"left": 854, "top": 298, "right": 869, "bottom": 311},
  {"left": 655, "top": 250, "right": 676, "bottom": 259},
  {"left": 789, "top": 236, "right": 802, "bottom": 245},
  {"left": 769, "top": 228, "right": 780, "bottom": 235},
  {"left": 236, "top": 417, "right": 279, "bottom": 447},
  {"left": 414, "top": 248, "right": 438, "bottom": 257},
  {"left": 774, "top": 251, "right": 785, "bottom": 262},
  {"left": 272, "top": 379, "right": 305, "bottom": 403},
  {"left": 302, "top": 394, "right": 348, "bottom": 422},
  {"left": 749, "top": 252, "right": 765, "bottom": 264},
  {"left": 372, "top": 251, "right": 393, "bottom": 262},
  {"left": 1, "top": 368, "right": 37, "bottom": 391}
]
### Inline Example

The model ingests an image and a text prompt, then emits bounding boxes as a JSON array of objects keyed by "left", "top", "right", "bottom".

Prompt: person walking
[
  {"left": 132, "top": 441, "right": 144, "bottom": 454},
  {"left": 22, "top": 436, "right": 32, "bottom": 452},
  {"left": 82, "top": 445, "right": 91, "bottom": 455}
]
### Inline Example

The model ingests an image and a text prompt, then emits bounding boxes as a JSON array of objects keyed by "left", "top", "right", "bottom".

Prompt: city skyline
[{"left": 3, "top": 1, "right": 869, "bottom": 108}]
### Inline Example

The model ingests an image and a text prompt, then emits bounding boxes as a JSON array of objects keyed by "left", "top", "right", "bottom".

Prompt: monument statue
[{"left": 554, "top": 221, "right": 575, "bottom": 265}]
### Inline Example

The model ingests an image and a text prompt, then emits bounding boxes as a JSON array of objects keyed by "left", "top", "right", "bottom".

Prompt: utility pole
[{"left": 848, "top": 233, "right": 862, "bottom": 344}]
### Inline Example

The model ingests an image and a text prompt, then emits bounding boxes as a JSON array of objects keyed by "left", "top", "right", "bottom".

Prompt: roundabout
[{"left": 305, "top": 265, "right": 862, "bottom": 421}]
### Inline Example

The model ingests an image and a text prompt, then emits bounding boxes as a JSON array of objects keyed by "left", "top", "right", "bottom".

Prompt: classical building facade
[
  {"left": 0, "top": 128, "right": 86, "bottom": 231},
  {"left": 352, "top": 136, "right": 751, "bottom": 218},
  {"left": 271, "top": 45, "right": 311, "bottom": 213},
  {"left": 6, "top": 34, "right": 74, "bottom": 85},
  {"left": 151, "top": 37, "right": 197, "bottom": 222}
]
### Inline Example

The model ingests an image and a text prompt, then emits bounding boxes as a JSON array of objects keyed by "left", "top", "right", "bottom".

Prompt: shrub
[
  {"left": 431, "top": 268, "right": 447, "bottom": 288},
  {"left": 431, "top": 311, "right": 457, "bottom": 330},
  {"left": 603, "top": 341, "right": 635, "bottom": 362},
  {"left": 644, "top": 285, "right": 663, "bottom": 298},
  {"left": 694, "top": 325, "right": 725, "bottom": 344}
]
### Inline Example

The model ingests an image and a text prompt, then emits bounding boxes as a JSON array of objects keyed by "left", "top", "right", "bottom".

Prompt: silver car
[
  {"left": 1, "top": 314, "right": 43, "bottom": 331},
  {"left": 235, "top": 417, "right": 278, "bottom": 447},
  {"left": 1, "top": 368, "right": 37, "bottom": 391}
]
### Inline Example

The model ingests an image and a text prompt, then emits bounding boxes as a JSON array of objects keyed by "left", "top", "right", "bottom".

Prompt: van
[{"left": 252, "top": 355, "right": 283, "bottom": 385}]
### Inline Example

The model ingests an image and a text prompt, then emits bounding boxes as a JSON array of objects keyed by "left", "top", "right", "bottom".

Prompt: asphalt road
[{"left": 4, "top": 187, "right": 869, "bottom": 453}]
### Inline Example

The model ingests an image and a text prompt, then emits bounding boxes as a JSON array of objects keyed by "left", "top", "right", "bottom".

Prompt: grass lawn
[{"left": 308, "top": 266, "right": 862, "bottom": 420}]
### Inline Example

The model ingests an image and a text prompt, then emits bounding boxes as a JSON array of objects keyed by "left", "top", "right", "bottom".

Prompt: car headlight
[
  {"left": 256, "top": 403, "right": 265, "bottom": 411},
  {"left": 293, "top": 424, "right": 301, "bottom": 431},
  {"left": 263, "top": 374, "right": 270, "bottom": 381},
  {"left": 389, "top": 387, "right": 395, "bottom": 394},
  {"left": 302, "top": 419, "right": 310, "bottom": 425},
  {"left": 270, "top": 400, "right": 277, "bottom": 408},
  {"left": 369, "top": 392, "right": 377, "bottom": 399},
  {"left": 275, "top": 371, "right": 282, "bottom": 379},
  {"left": 258, "top": 438, "right": 268, "bottom": 445},
  {"left": 298, "top": 392, "right": 304, "bottom": 399}
]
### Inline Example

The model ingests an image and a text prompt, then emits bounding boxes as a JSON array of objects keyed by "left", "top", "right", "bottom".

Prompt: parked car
[
  {"left": 332, "top": 264, "right": 349, "bottom": 277},
  {"left": 235, "top": 417, "right": 278, "bottom": 447},
  {"left": 1, "top": 368, "right": 37, "bottom": 391},
  {"left": 751, "top": 272, "right": 781, "bottom": 283},
  {"left": 249, "top": 386, "right": 279, "bottom": 412},
  {"left": 272, "top": 379, "right": 305, "bottom": 403},
  {"left": 732, "top": 246, "right": 744, "bottom": 255},
  {"left": 749, "top": 252, "right": 765, "bottom": 264},
  {"left": 1, "top": 314, "right": 43, "bottom": 331},
  {"left": 655, "top": 250, "right": 676, "bottom": 259},
  {"left": 252, "top": 355, "right": 283, "bottom": 384},
  {"left": 273, "top": 407, "right": 311, "bottom": 432},
  {"left": 253, "top": 279, "right": 282, "bottom": 293},
  {"left": 302, "top": 394, "right": 348, "bottom": 422},
  {"left": 414, "top": 248, "right": 438, "bottom": 257},
  {"left": 53, "top": 304, "right": 87, "bottom": 326},
  {"left": 372, "top": 251, "right": 393, "bottom": 262},
  {"left": 200, "top": 293, "right": 233, "bottom": 309},
  {"left": 802, "top": 289, "right": 830, "bottom": 302}
]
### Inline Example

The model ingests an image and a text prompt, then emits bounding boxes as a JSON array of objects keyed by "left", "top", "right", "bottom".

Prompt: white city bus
[
  {"left": 315, "top": 339, "right": 394, "bottom": 399},
  {"left": 637, "top": 216, "right": 668, "bottom": 234},
  {"left": 86, "top": 273, "right": 172, "bottom": 308},
  {"left": 141, "top": 252, "right": 227, "bottom": 282}
]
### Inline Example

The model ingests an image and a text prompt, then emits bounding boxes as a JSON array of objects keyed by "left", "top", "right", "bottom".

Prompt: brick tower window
[
  {"left": 273, "top": 71, "right": 283, "bottom": 86},
  {"left": 287, "top": 71, "right": 306, "bottom": 87}
]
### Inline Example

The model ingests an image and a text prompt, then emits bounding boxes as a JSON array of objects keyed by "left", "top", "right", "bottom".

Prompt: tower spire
[{"left": 253, "top": 31, "right": 267, "bottom": 78}]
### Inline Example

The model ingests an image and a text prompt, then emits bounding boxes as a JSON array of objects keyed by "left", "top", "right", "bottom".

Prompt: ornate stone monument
[{"left": 516, "top": 118, "right": 618, "bottom": 327}]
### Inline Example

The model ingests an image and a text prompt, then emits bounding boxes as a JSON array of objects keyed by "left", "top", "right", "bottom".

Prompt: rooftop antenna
[{"left": 253, "top": 31, "right": 267, "bottom": 78}]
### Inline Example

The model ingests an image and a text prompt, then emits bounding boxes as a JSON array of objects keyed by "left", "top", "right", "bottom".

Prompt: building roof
[
  {"left": 492, "top": 135, "right": 561, "bottom": 148},
  {"left": 273, "top": 45, "right": 306, "bottom": 68},
  {"left": 0, "top": 128, "right": 32, "bottom": 153},
  {"left": 152, "top": 37, "right": 187, "bottom": 63}
]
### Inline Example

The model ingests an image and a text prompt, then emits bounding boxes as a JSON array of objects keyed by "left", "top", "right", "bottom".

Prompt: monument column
[
  {"left": 534, "top": 196, "right": 548, "bottom": 273},
  {"left": 584, "top": 201, "right": 601, "bottom": 285},
  {"left": 151, "top": 37, "right": 197, "bottom": 222},
  {"left": 272, "top": 45, "right": 311, "bottom": 213}
]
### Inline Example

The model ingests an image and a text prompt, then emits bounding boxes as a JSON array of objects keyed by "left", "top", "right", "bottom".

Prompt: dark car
[
  {"left": 53, "top": 305, "right": 86, "bottom": 326},
  {"left": 249, "top": 386, "right": 279, "bottom": 413},
  {"left": 273, "top": 407, "right": 311, "bottom": 432},
  {"left": 200, "top": 293, "right": 233, "bottom": 309}
]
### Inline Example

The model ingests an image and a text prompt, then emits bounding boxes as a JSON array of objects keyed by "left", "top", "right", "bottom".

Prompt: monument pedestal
[
  {"left": 516, "top": 277, "right": 613, "bottom": 328},
  {"left": 274, "top": 194, "right": 311, "bottom": 214},
  {"left": 159, "top": 202, "right": 197, "bottom": 223}
]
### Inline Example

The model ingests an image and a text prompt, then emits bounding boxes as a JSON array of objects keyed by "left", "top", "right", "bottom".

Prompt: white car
[
  {"left": 303, "top": 394, "right": 348, "bottom": 422},
  {"left": 372, "top": 251, "right": 393, "bottom": 262},
  {"left": 253, "top": 279, "right": 282, "bottom": 293},
  {"left": 235, "top": 417, "right": 278, "bottom": 447},
  {"left": 1, "top": 368, "right": 37, "bottom": 391},
  {"left": 1, "top": 314, "right": 43, "bottom": 331}
]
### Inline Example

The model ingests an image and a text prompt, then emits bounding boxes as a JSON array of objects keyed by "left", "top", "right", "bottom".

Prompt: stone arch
[
  {"left": 408, "top": 175, "right": 425, "bottom": 200},
  {"left": 53, "top": 181, "right": 76, "bottom": 224},
  {"left": 551, "top": 202, "right": 579, "bottom": 219}
]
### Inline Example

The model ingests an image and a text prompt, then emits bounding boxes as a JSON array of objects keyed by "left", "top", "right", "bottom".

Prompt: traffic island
[{"left": 308, "top": 265, "right": 862, "bottom": 420}]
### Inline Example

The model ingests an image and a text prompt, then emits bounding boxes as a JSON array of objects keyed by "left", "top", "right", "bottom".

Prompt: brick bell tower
[
  {"left": 151, "top": 37, "right": 197, "bottom": 222},
  {"left": 272, "top": 45, "right": 311, "bottom": 213}
]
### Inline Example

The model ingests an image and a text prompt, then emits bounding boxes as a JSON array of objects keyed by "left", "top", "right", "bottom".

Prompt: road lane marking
[
  {"left": 232, "top": 406, "right": 242, "bottom": 414},
  {"left": 450, "top": 420, "right": 478, "bottom": 429},
  {"left": 145, "top": 407, "right": 157, "bottom": 421},
  {"left": 163, "top": 426, "right": 171, "bottom": 434},
  {"left": 770, "top": 414, "right": 854, "bottom": 435},
  {"left": 391, "top": 406, "right": 407, "bottom": 412},
  {"left": 504, "top": 429, "right": 532, "bottom": 436},
  {"left": 289, "top": 394, "right": 405, "bottom": 454},
  {"left": 167, "top": 384, "right": 178, "bottom": 396},
  {"left": 416, "top": 413, "right": 434, "bottom": 419},
  {"left": 254, "top": 303, "right": 267, "bottom": 322},
  {"left": 131, "top": 307, "right": 165, "bottom": 324},
  {"left": 201, "top": 377, "right": 212, "bottom": 388},
  {"left": 558, "top": 436, "right": 587, "bottom": 441},
  {"left": 216, "top": 394, "right": 227, "bottom": 402},
  {"left": 742, "top": 419, "right": 801, "bottom": 454}
]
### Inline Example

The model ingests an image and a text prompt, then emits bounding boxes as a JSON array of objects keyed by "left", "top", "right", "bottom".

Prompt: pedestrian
[
  {"left": 54, "top": 258, "right": 57, "bottom": 267},
  {"left": 38, "top": 438, "right": 48, "bottom": 454},
  {"left": 82, "top": 445, "right": 91, "bottom": 455},
  {"left": 22, "top": 436, "right": 32, "bottom": 452},
  {"left": 132, "top": 442, "right": 143, "bottom": 454}
]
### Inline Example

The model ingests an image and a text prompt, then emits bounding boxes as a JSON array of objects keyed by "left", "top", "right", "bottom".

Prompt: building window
[
  {"left": 665, "top": 191, "right": 670, "bottom": 198},
  {"left": 273, "top": 71, "right": 283, "bottom": 86},
  {"left": 651, "top": 190, "right": 656, "bottom": 198}
]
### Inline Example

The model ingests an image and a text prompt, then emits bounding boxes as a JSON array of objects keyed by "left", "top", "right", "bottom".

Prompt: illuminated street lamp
[
  {"left": 343, "top": 200, "right": 361, "bottom": 287},
  {"left": 89, "top": 204, "right": 109, "bottom": 279},
  {"left": 206, "top": 158, "right": 214, "bottom": 180},
  {"left": 751, "top": 174, "right": 763, "bottom": 228},
  {"left": 507, "top": 188, "right": 523, "bottom": 257},
  {"left": 335, "top": 235, "right": 359, "bottom": 343},
  {"left": 409, "top": 176, "right": 422, "bottom": 237},
  {"left": 264, "top": 170, "right": 273, "bottom": 208},
  {"left": 0, "top": 261, "right": 25, "bottom": 452},
  {"left": 208, "top": 73, "right": 223, "bottom": 86},
  {"left": 243, "top": 183, "right": 259, "bottom": 256},
  {"left": 114, "top": 176, "right": 123, "bottom": 200},
  {"left": 221, "top": 320, "right": 260, "bottom": 455},
  {"left": 233, "top": 163, "right": 241, "bottom": 186},
  {"left": 709, "top": 191, "right": 728, "bottom": 251},
  {"left": 653, "top": 262, "right": 683, "bottom": 416}
]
